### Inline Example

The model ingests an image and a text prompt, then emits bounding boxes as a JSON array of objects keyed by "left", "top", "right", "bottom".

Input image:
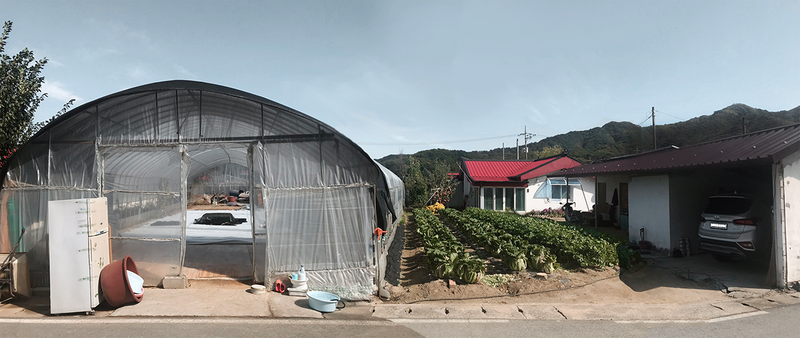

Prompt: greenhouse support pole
[
  {"left": 96, "top": 137, "right": 107, "bottom": 257},
  {"left": 373, "top": 184, "right": 380, "bottom": 295},
  {"left": 247, "top": 143, "right": 256, "bottom": 280},
  {"left": 47, "top": 132, "right": 52, "bottom": 187},
  {"left": 96, "top": 137, "right": 103, "bottom": 198},
  {"left": 178, "top": 145, "right": 188, "bottom": 277},
  {"left": 259, "top": 143, "right": 271, "bottom": 284}
]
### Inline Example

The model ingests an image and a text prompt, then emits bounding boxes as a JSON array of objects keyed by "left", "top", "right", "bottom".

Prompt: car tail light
[
  {"left": 738, "top": 241, "right": 755, "bottom": 251},
  {"left": 733, "top": 219, "right": 756, "bottom": 226},
  {"left": 700, "top": 216, "right": 706, "bottom": 222}
]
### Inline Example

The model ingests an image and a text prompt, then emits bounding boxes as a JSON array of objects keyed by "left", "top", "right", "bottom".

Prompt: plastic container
[
  {"left": 290, "top": 279, "right": 307, "bottom": 288},
  {"left": 307, "top": 291, "right": 340, "bottom": 313},
  {"left": 287, "top": 283, "right": 308, "bottom": 297},
  {"left": 298, "top": 265, "right": 306, "bottom": 281},
  {"left": 250, "top": 284, "right": 266, "bottom": 295},
  {"left": 99, "top": 255, "right": 144, "bottom": 308}
]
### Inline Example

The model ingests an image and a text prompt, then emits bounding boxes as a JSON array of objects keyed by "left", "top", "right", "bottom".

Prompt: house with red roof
[{"left": 459, "top": 154, "right": 593, "bottom": 214}]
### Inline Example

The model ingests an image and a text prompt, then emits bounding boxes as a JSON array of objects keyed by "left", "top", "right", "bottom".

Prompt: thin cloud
[{"left": 42, "top": 81, "right": 81, "bottom": 103}]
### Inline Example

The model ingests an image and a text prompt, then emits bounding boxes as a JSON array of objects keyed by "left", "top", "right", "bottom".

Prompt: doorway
[{"left": 182, "top": 144, "right": 254, "bottom": 280}]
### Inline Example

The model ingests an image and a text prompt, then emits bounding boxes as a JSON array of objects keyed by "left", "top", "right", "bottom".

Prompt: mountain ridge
[{"left": 377, "top": 104, "right": 800, "bottom": 177}]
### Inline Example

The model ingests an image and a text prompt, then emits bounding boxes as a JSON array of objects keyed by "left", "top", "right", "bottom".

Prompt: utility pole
[
  {"left": 502, "top": 143, "right": 505, "bottom": 159},
  {"left": 742, "top": 117, "right": 747, "bottom": 134},
  {"left": 516, "top": 139, "right": 519, "bottom": 160},
  {"left": 518, "top": 126, "right": 535, "bottom": 159},
  {"left": 652, "top": 107, "right": 656, "bottom": 150}
]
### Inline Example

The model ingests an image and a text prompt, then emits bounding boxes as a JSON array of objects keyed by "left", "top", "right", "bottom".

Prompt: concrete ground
[
  {"left": 1, "top": 253, "right": 798, "bottom": 321},
  {"left": 646, "top": 253, "right": 772, "bottom": 296}
]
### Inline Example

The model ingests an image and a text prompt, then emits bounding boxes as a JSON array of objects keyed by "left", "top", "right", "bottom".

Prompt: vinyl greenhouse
[{"left": 0, "top": 80, "right": 404, "bottom": 300}]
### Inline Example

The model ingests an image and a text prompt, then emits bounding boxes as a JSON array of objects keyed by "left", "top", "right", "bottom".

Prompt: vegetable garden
[{"left": 414, "top": 207, "right": 620, "bottom": 284}]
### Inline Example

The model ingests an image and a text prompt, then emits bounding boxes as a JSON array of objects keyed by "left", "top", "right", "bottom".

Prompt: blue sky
[{"left": 4, "top": 0, "right": 799, "bottom": 158}]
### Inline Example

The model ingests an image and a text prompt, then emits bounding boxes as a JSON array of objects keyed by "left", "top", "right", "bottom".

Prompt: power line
[
  {"left": 655, "top": 109, "right": 686, "bottom": 121},
  {"left": 359, "top": 133, "right": 519, "bottom": 146},
  {"left": 636, "top": 113, "right": 652, "bottom": 126}
]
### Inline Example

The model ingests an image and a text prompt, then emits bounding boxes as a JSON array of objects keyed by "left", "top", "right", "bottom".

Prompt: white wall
[
  {"left": 468, "top": 176, "right": 595, "bottom": 215},
  {"left": 781, "top": 151, "right": 800, "bottom": 286},
  {"left": 629, "top": 175, "right": 671, "bottom": 250}
]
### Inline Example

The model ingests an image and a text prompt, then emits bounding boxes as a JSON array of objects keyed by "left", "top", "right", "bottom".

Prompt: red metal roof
[
  {"left": 558, "top": 123, "right": 800, "bottom": 177},
  {"left": 463, "top": 156, "right": 582, "bottom": 185},
  {"left": 517, "top": 157, "right": 583, "bottom": 181}
]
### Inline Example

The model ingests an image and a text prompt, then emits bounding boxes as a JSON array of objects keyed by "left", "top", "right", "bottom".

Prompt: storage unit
[
  {"left": 1, "top": 253, "right": 31, "bottom": 302},
  {"left": 47, "top": 197, "right": 109, "bottom": 314}
]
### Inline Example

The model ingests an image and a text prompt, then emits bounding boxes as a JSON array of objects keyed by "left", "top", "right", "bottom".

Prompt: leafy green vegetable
[
  {"left": 413, "top": 208, "right": 485, "bottom": 283},
  {"left": 480, "top": 274, "right": 515, "bottom": 287},
  {"left": 456, "top": 208, "right": 618, "bottom": 268}
]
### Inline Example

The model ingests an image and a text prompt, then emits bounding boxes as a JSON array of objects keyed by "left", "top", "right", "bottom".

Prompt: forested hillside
[{"left": 378, "top": 104, "right": 800, "bottom": 206}]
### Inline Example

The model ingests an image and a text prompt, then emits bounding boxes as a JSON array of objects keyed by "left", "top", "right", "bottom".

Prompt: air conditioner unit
[{"left": 1, "top": 253, "right": 31, "bottom": 301}]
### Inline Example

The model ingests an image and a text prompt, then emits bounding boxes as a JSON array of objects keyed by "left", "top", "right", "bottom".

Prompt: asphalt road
[{"left": 1, "top": 303, "right": 798, "bottom": 337}]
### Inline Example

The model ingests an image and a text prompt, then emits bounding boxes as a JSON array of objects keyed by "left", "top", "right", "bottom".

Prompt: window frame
[
  {"left": 483, "top": 187, "right": 494, "bottom": 210},
  {"left": 482, "top": 186, "right": 527, "bottom": 211}
]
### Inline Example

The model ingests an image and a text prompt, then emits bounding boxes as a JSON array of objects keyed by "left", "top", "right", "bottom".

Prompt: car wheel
[{"left": 712, "top": 253, "right": 733, "bottom": 262}]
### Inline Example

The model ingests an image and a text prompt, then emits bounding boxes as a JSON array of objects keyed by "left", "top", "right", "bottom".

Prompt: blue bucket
[{"left": 307, "top": 291, "right": 340, "bottom": 313}]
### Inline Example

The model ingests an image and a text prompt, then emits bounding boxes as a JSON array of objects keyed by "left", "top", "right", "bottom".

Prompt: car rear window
[{"left": 704, "top": 197, "right": 753, "bottom": 215}]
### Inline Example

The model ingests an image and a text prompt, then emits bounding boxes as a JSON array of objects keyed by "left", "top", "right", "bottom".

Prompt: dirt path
[{"left": 384, "top": 210, "right": 733, "bottom": 306}]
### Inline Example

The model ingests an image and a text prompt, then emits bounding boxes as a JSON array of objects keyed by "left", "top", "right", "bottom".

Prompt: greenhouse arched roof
[{"left": 5, "top": 80, "right": 397, "bottom": 197}]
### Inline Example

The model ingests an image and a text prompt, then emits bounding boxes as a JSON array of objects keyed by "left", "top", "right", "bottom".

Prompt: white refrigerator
[{"left": 48, "top": 197, "right": 110, "bottom": 314}]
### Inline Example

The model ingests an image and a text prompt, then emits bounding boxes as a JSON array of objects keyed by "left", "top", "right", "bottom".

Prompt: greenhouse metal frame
[{"left": 0, "top": 80, "right": 404, "bottom": 299}]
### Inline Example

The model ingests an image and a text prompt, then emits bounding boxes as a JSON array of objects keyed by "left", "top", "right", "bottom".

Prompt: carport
[{"left": 557, "top": 123, "right": 800, "bottom": 289}]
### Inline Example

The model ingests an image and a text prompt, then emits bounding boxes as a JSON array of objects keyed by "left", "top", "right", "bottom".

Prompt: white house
[{"left": 460, "top": 155, "right": 594, "bottom": 214}]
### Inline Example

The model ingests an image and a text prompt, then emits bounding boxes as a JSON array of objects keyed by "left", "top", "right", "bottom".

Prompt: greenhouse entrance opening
[{"left": 183, "top": 144, "right": 254, "bottom": 281}]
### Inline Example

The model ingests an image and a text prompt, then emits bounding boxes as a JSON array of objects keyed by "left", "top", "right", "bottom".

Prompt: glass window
[
  {"left": 704, "top": 196, "right": 753, "bottom": 215},
  {"left": 552, "top": 185, "right": 567, "bottom": 200},
  {"left": 549, "top": 177, "right": 575, "bottom": 201},
  {"left": 515, "top": 188, "right": 525, "bottom": 211},
  {"left": 505, "top": 188, "right": 515, "bottom": 211},
  {"left": 483, "top": 187, "right": 494, "bottom": 210},
  {"left": 495, "top": 188, "right": 503, "bottom": 210}
]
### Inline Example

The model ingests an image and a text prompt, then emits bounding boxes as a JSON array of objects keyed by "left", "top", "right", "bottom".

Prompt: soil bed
[{"left": 384, "top": 210, "right": 730, "bottom": 306}]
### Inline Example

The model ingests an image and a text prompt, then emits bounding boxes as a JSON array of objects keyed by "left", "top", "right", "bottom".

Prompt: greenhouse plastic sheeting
[
  {"left": 265, "top": 185, "right": 373, "bottom": 269},
  {"left": 263, "top": 185, "right": 376, "bottom": 299},
  {"left": 377, "top": 162, "right": 405, "bottom": 222},
  {"left": 0, "top": 80, "right": 403, "bottom": 298}
]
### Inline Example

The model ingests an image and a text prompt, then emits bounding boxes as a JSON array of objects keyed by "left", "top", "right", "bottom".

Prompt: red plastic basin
[{"left": 99, "top": 255, "right": 144, "bottom": 308}]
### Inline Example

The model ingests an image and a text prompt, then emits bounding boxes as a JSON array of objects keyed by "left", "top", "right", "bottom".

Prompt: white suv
[{"left": 698, "top": 194, "right": 769, "bottom": 262}]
